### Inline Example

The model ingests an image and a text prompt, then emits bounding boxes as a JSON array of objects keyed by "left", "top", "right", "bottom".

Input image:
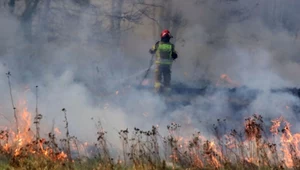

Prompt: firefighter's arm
[
  {"left": 171, "top": 44, "right": 178, "bottom": 60},
  {"left": 149, "top": 41, "right": 159, "bottom": 54}
]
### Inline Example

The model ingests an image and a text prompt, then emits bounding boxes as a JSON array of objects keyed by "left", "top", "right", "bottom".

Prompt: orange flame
[
  {"left": 270, "top": 117, "right": 300, "bottom": 168},
  {"left": 0, "top": 99, "right": 68, "bottom": 161},
  {"left": 217, "top": 74, "right": 240, "bottom": 87},
  {"left": 54, "top": 128, "right": 62, "bottom": 135}
]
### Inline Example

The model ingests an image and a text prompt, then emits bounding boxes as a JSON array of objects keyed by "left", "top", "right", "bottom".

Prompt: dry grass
[
  {"left": 0, "top": 113, "right": 299, "bottom": 170},
  {"left": 1, "top": 74, "right": 298, "bottom": 169}
]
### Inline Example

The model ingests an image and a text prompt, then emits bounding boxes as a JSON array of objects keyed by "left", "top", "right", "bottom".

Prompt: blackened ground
[{"left": 137, "top": 83, "right": 300, "bottom": 114}]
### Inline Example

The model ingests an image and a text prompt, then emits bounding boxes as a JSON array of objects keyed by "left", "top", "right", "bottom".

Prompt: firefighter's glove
[
  {"left": 172, "top": 53, "right": 178, "bottom": 60},
  {"left": 149, "top": 49, "right": 155, "bottom": 54}
]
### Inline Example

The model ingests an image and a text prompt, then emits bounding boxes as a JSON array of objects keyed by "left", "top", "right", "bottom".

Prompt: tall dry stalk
[
  {"left": 93, "top": 119, "right": 113, "bottom": 169},
  {"left": 62, "top": 108, "right": 72, "bottom": 161},
  {"left": 6, "top": 72, "right": 19, "bottom": 135},
  {"left": 33, "top": 85, "right": 42, "bottom": 141},
  {"left": 119, "top": 128, "right": 129, "bottom": 165}
]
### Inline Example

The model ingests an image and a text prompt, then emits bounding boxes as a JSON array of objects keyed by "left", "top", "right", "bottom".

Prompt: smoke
[
  {"left": 1, "top": 0, "right": 300, "bottom": 153},
  {"left": 171, "top": 0, "right": 300, "bottom": 87}
]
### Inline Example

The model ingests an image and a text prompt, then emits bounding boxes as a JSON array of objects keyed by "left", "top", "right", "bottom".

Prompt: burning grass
[
  {"left": 2, "top": 74, "right": 300, "bottom": 169},
  {"left": 1, "top": 106, "right": 300, "bottom": 170}
]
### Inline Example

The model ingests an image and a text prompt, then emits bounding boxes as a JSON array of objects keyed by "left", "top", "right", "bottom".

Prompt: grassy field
[
  {"left": 0, "top": 110, "right": 298, "bottom": 170},
  {"left": 0, "top": 76, "right": 297, "bottom": 169}
]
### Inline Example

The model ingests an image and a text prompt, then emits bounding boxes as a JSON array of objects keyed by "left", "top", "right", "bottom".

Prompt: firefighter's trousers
[{"left": 154, "top": 64, "right": 171, "bottom": 93}]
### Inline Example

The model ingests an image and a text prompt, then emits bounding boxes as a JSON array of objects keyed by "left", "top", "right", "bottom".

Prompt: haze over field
[{"left": 1, "top": 0, "right": 300, "bottom": 148}]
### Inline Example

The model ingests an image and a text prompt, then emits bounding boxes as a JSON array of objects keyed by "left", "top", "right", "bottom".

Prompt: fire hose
[
  {"left": 113, "top": 53, "right": 155, "bottom": 88},
  {"left": 139, "top": 54, "right": 155, "bottom": 88},
  {"left": 100, "top": 54, "right": 155, "bottom": 98}
]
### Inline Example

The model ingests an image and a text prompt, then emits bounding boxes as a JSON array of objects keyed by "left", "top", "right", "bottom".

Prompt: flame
[
  {"left": 3, "top": 143, "right": 9, "bottom": 152},
  {"left": 164, "top": 115, "right": 300, "bottom": 169},
  {"left": 269, "top": 117, "right": 300, "bottom": 168},
  {"left": 0, "top": 99, "right": 68, "bottom": 161},
  {"left": 270, "top": 117, "right": 283, "bottom": 135},
  {"left": 217, "top": 74, "right": 240, "bottom": 87},
  {"left": 54, "top": 128, "right": 62, "bottom": 135},
  {"left": 57, "top": 151, "right": 67, "bottom": 160},
  {"left": 3, "top": 97, "right": 300, "bottom": 168}
]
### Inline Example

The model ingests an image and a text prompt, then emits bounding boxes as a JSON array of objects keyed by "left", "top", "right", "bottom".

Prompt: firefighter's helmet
[{"left": 161, "top": 29, "right": 172, "bottom": 38}]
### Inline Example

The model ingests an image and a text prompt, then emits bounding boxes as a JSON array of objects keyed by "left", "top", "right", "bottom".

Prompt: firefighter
[{"left": 149, "top": 29, "right": 178, "bottom": 93}]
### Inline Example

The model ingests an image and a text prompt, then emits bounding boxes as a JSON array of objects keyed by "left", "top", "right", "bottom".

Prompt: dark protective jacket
[{"left": 149, "top": 40, "right": 178, "bottom": 65}]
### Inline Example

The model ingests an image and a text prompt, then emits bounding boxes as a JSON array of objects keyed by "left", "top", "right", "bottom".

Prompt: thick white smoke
[{"left": 0, "top": 0, "right": 300, "bottom": 153}]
